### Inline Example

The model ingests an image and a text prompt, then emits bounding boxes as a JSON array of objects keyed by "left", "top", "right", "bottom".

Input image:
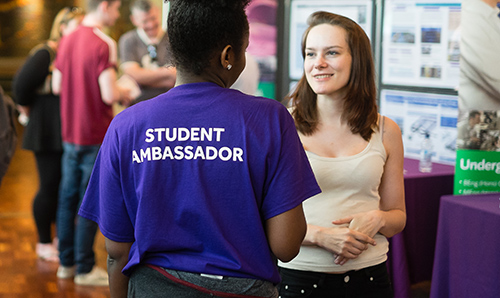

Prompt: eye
[
  {"left": 326, "top": 50, "right": 339, "bottom": 56},
  {"left": 305, "top": 52, "right": 315, "bottom": 58}
]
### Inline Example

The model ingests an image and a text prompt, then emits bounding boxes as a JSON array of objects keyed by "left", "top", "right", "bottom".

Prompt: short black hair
[{"left": 166, "top": 0, "right": 250, "bottom": 75}]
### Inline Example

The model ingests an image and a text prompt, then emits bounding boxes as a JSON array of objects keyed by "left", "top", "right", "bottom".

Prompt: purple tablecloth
[
  {"left": 388, "top": 158, "right": 455, "bottom": 298},
  {"left": 430, "top": 193, "right": 500, "bottom": 298}
]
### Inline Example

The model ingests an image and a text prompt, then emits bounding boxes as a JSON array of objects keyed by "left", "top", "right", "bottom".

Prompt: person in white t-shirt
[{"left": 459, "top": 0, "right": 500, "bottom": 111}]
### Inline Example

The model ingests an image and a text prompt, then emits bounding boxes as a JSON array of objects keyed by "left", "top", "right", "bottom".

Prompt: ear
[
  {"left": 99, "top": 0, "right": 110, "bottom": 13},
  {"left": 220, "top": 45, "right": 233, "bottom": 70},
  {"left": 59, "top": 23, "right": 67, "bottom": 36},
  {"left": 130, "top": 14, "right": 137, "bottom": 26}
]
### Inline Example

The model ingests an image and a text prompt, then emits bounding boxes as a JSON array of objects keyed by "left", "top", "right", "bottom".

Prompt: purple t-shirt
[{"left": 79, "top": 82, "right": 320, "bottom": 283}]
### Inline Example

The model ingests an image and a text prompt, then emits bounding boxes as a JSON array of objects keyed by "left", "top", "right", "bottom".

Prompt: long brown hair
[{"left": 287, "top": 11, "right": 378, "bottom": 141}]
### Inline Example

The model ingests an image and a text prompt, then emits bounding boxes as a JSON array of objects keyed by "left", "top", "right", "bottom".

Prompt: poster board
[
  {"left": 381, "top": 0, "right": 461, "bottom": 89},
  {"left": 380, "top": 89, "right": 458, "bottom": 165},
  {"left": 289, "top": 0, "right": 373, "bottom": 80},
  {"left": 453, "top": 0, "right": 500, "bottom": 195}
]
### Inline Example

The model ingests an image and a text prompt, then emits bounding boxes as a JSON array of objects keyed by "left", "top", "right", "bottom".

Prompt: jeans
[
  {"left": 278, "top": 262, "right": 393, "bottom": 298},
  {"left": 57, "top": 142, "right": 100, "bottom": 274}
]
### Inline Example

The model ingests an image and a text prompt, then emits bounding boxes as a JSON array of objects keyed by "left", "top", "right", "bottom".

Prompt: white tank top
[{"left": 279, "top": 117, "right": 389, "bottom": 273}]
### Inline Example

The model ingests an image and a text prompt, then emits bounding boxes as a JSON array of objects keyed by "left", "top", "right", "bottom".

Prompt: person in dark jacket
[
  {"left": 0, "top": 86, "right": 17, "bottom": 185},
  {"left": 12, "top": 6, "right": 84, "bottom": 262}
]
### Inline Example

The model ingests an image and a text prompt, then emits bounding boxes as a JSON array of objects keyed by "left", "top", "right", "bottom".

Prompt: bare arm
[
  {"left": 265, "top": 204, "right": 307, "bottom": 262},
  {"left": 98, "top": 68, "right": 132, "bottom": 106},
  {"left": 105, "top": 238, "right": 133, "bottom": 298},
  {"left": 376, "top": 117, "right": 406, "bottom": 237},
  {"left": 121, "top": 63, "right": 176, "bottom": 89},
  {"left": 52, "top": 68, "right": 62, "bottom": 95}
]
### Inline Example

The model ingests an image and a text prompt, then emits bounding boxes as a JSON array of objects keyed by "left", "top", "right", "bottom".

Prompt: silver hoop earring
[{"left": 227, "top": 64, "right": 232, "bottom": 70}]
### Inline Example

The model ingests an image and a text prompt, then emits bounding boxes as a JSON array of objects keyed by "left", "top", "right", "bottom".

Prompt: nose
[{"left": 314, "top": 56, "right": 327, "bottom": 69}]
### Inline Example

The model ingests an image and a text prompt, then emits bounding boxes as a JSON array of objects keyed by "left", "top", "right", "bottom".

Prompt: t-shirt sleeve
[
  {"left": 79, "top": 121, "right": 135, "bottom": 242},
  {"left": 96, "top": 36, "right": 117, "bottom": 76},
  {"left": 118, "top": 32, "right": 140, "bottom": 65},
  {"left": 261, "top": 105, "right": 321, "bottom": 220}
]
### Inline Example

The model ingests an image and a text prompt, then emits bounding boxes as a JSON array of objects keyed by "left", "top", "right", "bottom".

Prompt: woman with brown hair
[{"left": 278, "top": 11, "right": 406, "bottom": 298}]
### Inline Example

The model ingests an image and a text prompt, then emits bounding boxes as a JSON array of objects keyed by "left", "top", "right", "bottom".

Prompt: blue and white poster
[{"left": 380, "top": 89, "right": 458, "bottom": 165}]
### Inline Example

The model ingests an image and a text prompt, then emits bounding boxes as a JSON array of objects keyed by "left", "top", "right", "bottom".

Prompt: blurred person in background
[
  {"left": 118, "top": 0, "right": 176, "bottom": 104},
  {"left": 52, "top": 0, "right": 132, "bottom": 286},
  {"left": 459, "top": 0, "right": 500, "bottom": 111},
  {"left": 0, "top": 86, "right": 17, "bottom": 186},
  {"left": 12, "top": 6, "right": 84, "bottom": 263}
]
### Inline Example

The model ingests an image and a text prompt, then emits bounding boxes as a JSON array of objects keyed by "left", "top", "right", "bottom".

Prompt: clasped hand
[{"left": 317, "top": 210, "right": 383, "bottom": 266}]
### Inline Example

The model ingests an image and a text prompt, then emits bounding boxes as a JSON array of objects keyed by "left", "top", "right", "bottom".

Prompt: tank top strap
[{"left": 379, "top": 114, "right": 385, "bottom": 142}]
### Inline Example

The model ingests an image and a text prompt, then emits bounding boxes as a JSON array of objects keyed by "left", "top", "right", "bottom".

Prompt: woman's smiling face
[{"left": 304, "top": 24, "right": 352, "bottom": 97}]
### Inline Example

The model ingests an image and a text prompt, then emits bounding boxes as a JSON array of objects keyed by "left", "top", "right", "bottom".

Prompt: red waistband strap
[{"left": 145, "top": 264, "right": 266, "bottom": 298}]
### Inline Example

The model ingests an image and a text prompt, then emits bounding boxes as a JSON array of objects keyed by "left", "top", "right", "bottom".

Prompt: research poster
[
  {"left": 382, "top": 0, "right": 461, "bottom": 89},
  {"left": 379, "top": 89, "right": 458, "bottom": 165},
  {"left": 289, "top": 0, "right": 373, "bottom": 80}
]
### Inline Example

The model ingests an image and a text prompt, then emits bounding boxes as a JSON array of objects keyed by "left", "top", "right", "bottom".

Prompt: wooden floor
[{"left": 0, "top": 124, "right": 110, "bottom": 297}]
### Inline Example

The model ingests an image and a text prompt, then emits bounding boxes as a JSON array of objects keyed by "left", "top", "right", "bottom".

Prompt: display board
[
  {"left": 288, "top": 0, "right": 373, "bottom": 80},
  {"left": 380, "top": 89, "right": 458, "bottom": 165},
  {"left": 453, "top": 0, "right": 500, "bottom": 195},
  {"left": 381, "top": 0, "right": 461, "bottom": 89}
]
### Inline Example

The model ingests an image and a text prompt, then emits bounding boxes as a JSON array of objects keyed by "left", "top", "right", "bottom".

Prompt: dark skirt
[{"left": 22, "top": 94, "right": 62, "bottom": 152}]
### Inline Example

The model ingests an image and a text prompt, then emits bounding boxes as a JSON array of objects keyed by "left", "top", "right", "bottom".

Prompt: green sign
[{"left": 454, "top": 149, "right": 500, "bottom": 195}]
